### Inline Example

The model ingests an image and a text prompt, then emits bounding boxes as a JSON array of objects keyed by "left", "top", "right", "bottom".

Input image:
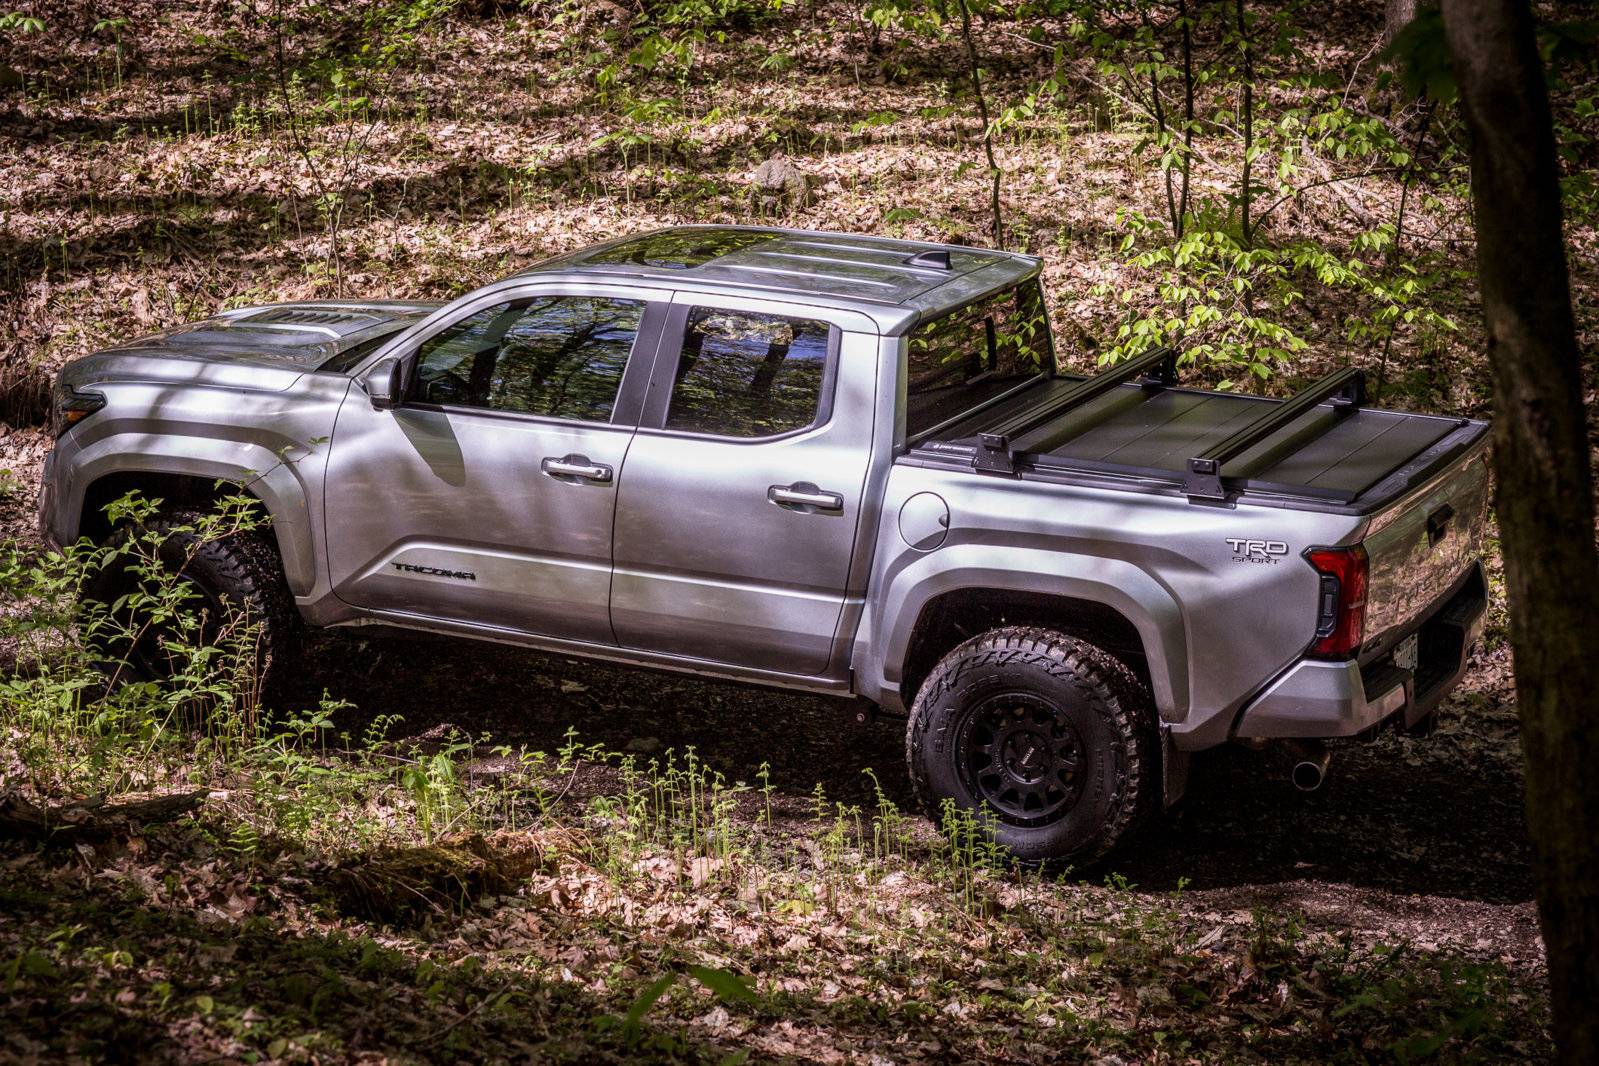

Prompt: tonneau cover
[{"left": 919, "top": 372, "right": 1487, "bottom": 513}]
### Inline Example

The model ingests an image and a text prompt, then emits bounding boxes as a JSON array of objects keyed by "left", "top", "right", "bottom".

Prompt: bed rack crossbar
[
  {"left": 973, "top": 347, "right": 1178, "bottom": 475},
  {"left": 1184, "top": 367, "right": 1367, "bottom": 501}
]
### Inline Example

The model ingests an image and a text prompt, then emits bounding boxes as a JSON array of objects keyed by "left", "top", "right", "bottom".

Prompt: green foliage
[
  {"left": 2, "top": 493, "right": 271, "bottom": 792},
  {"left": 0, "top": 493, "right": 534, "bottom": 851},
  {"left": 1098, "top": 204, "right": 1456, "bottom": 385},
  {"left": 602, "top": 963, "right": 755, "bottom": 1046},
  {"left": 1381, "top": 6, "right": 1455, "bottom": 106},
  {"left": 1034, "top": 0, "right": 1470, "bottom": 383},
  {"left": 0, "top": 10, "right": 44, "bottom": 34},
  {"left": 1548, "top": 23, "right": 1599, "bottom": 226},
  {"left": 597, "top": 0, "right": 790, "bottom": 89}
]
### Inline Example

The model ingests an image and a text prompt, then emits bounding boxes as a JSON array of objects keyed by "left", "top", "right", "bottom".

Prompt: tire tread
[{"left": 905, "top": 626, "right": 1156, "bottom": 868}]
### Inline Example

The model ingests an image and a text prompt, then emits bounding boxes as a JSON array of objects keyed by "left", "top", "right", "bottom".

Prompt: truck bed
[{"left": 908, "top": 358, "right": 1489, "bottom": 514}]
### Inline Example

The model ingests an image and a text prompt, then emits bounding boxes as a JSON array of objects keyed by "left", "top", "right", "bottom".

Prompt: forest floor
[{"left": 2, "top": 0, "right": 1594, "bottom": 1061}]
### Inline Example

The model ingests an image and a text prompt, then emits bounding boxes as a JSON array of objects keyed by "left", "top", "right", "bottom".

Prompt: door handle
[
  {"left": 541, "top": 455, "right": 613, "bottom": 483},
  {"left": 768, "top": 482, "right": 844, "bottom": 514},
  {"left": 1426, "top": 503, "right": 1454, "bottom": 547}
]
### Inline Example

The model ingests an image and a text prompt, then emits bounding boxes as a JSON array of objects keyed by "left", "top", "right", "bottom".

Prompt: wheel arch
[
  {"left": 856, "top": 547, "right": 1189, "bottom": 720},
  {"left": 899, "top": 588, "right": 1155, "bottom": 712},
  {"left": 65, "top": 451, "right": 314, "bottom": 597}
]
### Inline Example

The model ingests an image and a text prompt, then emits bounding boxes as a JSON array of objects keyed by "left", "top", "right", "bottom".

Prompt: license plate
[{"left": 1393, "top": 633, "right": 1420, "bottom": 672}]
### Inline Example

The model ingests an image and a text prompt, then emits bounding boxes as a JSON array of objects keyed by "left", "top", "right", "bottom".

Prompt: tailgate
[{"left": 1359, "top": 441, "right": 1492, "bottom": 656}]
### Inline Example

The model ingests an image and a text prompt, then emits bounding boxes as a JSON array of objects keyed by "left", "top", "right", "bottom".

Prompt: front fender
[
  {"left": 854, "top": 543, "right": 1189, "bottom": 718},
  {"left": 52, "top": 431, "right": 321, "bottom": 598}
]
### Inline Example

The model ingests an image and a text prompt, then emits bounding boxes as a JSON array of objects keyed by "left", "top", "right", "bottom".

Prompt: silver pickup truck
[{"left": 39, "top": 225, "right": 1490, "bottom": 865}]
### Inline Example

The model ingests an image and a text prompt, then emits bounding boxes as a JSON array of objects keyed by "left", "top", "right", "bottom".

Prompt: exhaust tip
[
  {"left": 1291, "top": 755, "right": 1329, "bottom": 792},
  {"left": 1280, "top": 739, "right": 1331, "bottom": 791}
]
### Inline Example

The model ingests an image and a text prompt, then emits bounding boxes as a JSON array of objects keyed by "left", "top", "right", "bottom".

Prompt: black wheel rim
[{"left": 957, "top": 693, "right": 1085, "bottom": 826}]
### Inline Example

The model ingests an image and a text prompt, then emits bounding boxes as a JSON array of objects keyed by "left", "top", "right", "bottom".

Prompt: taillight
[{"left": 1306, "top": 545, "right": 1368, "bottom": 659}]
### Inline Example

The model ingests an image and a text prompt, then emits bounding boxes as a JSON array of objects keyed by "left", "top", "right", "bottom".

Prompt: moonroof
[{"left": 583, "top": 229, "right": 776, "bottom": 269}]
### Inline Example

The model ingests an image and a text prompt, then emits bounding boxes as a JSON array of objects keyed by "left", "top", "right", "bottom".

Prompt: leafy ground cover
[
  {"left": 0, "top": 535, "right": 1553, "bottom": 1061},
  {"left": 3, "top": 0, "right": 1594, "bottom": 1060}
]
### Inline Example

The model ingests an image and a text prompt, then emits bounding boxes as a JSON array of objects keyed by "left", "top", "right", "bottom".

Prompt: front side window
[
  {"left": 664, "top": 308, "right": 832, "bottom": 438},
  {"left": 906, "top": 279, "right": 1052, "bottom": 438},
  {"left": 412, "top": 296, "right": 644, "bottom": 422}
]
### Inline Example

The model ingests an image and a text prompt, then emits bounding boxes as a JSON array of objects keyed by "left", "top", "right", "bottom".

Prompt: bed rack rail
[
  {"left": 972, "top": 347, "right": 1178, "bottom": 475},
  {"left": 1183, "top": 367, "right": 1367, "bottom": 501}
]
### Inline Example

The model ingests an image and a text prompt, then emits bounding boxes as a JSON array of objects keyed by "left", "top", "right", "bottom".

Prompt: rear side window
[
  {"left": 412, "top": 296, "right": 643, "bottom": 422},
  {"left": 664, "top": 308, "right": 832, "bottom": 438},
  {"left": 906, "top": 279, "right": 1052, "bottom": 438}
]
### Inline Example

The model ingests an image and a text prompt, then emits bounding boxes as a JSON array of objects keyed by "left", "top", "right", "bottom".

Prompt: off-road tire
[
  {"left": 906, "top": 626, "right": 1157, "bottom": 869},
  {"left": 84, "top": 510, "right": 296, "bottom": 696}
]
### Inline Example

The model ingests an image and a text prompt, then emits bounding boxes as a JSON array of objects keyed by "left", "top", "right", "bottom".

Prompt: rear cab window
[
  {"left": 659, "top": 307, "right": 835, "bottom": 439},
  {"left": 905, "top": 278, "right": 1053, "bottom": 441}
]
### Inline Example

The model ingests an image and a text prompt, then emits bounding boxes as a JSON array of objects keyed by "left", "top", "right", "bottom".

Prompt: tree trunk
[
  {"left": 1439, "top": 1, "right": 1599, "bottom": 1061},
  {"left": 0, "top": 790, "right": 210, "bottom": 843},
  {"left": 1384, "top": 0, "right": 1419, "bottom": 45}
]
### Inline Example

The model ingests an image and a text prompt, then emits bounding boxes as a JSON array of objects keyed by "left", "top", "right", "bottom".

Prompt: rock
[
  {"left": 749, "top": 154, "right": 811, "bottom": 216},
  {"left": 327, "top": 831, "right": 550, "bottom": 926}
]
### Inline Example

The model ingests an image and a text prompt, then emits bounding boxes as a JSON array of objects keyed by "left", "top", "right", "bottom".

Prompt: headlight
[{"left": 52, "top": 383, "right": 106, "bottom": 437}]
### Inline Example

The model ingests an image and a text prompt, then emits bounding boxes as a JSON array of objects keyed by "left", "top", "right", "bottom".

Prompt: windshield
[{"left": 318, "top": 328, "right": 408, "bottom": 374}]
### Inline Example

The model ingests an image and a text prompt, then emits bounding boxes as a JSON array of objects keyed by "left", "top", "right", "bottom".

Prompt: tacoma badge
[{"left": 392, "top": 562, "right": 477, "bottom": 581}]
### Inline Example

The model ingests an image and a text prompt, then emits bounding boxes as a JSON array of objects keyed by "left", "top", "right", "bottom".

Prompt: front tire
[
  {"left": 83, "top": 510, "right": 295, "bottom": 697},
  {"left": 906, "top": 627, "right": 1156, "bottom": 868}
]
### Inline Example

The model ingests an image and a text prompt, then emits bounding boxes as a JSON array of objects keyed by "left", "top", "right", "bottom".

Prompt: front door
[
  {"left": 323, "top": 285, "right": 664, "bottom": 644},
  {"left": 610, "top": 294, "right": 877, "bottom": 674}
]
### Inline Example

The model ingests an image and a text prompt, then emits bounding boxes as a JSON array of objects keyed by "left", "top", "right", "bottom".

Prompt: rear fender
[{"left": 856, "top": 544, "right": 1188, "bottom": 718}]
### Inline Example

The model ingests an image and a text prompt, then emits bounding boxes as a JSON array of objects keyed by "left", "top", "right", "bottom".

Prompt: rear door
[
  {"left": 323, "top": 283, "right": 665, "bottom": 644},
  {"left": 610, "top": 294, "right": 878, "bottom": 674}
]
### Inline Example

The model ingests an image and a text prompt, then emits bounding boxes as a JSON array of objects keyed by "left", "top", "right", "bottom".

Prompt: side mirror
[{"left": 363, "top": 356, "right": 405, "bottom": 410}]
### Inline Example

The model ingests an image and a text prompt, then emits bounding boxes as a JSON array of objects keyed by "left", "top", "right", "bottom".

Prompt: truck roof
[{"left": 516, "top": 226, "right": 1041, "bottom": 330}]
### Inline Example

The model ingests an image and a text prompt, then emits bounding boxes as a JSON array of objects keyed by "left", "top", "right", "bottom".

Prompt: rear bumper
[{"left": 1234, "top": 562, "right": 1487, "bottom": 740}]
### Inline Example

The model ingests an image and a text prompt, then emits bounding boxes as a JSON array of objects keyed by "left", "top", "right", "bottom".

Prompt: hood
[
  {"left": 58, "top": 299, "right": 446, "bottom": 396},
  {"left": 96, "top": 300, "right": 444, "bottom": 372}
]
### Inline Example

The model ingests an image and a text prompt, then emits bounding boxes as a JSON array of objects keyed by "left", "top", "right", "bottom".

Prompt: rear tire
[
  {"left": 906, "top": 626, "right": 1156, "bottom": 868},
  {"left": 83, "top": 510, "right": 295, "bottom": 698}
]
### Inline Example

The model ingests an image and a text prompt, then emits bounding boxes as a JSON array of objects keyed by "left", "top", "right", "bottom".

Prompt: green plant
[
  {"left": 600, "top": 964, "right": 756, "bottom": 1047},
  {"left": 400, "top": 732, "right": 473, "bottom": 842},
  {"left": 1, "top": 493, "right": 274, "bottom": 794},
  {"left": 0, "top": 11, "right": 44, "bottom": 35},
  {"left": 92, "top": 17, "right": 129, "bottom": 89}
]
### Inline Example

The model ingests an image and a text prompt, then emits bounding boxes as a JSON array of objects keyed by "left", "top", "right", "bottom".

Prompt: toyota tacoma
[{"left": 39, "top": 225, "right": 1491, "bottom": 865}]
